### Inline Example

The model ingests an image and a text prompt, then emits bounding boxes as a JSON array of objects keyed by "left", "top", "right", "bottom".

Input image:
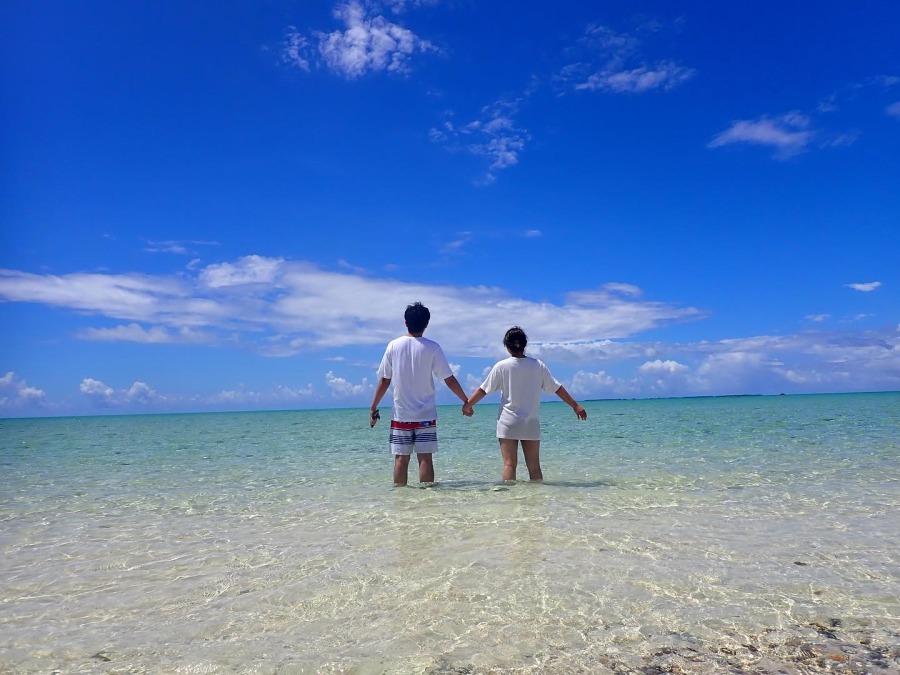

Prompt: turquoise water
[{"left": 1, "top": 393, "right": 898, "bottom": 673}]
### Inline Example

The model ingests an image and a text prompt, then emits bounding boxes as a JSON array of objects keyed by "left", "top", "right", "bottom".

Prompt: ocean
[{"left": 1, "top": 393, "right": 898, "bottom": 674}]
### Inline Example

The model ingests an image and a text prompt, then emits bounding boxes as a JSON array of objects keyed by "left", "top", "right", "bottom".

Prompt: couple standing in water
[{"left": 369, "top": 302, "right": 588, "bottom": 486}]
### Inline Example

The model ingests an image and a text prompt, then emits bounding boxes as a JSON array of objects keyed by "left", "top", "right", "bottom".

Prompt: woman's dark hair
[
  {"left": 404, "top": 302, "right": 431, "bottom": 334},
  {"left": 503, "top": 326, "right": 528, "bottom": 354}
]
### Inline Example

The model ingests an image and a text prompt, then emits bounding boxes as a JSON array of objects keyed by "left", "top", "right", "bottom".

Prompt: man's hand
[
  {"left": 462, "top": 402, "right": 474, "bottom": 417},
  {"left": 369, "top": 409, "right": 381, "bottom": 428},
  {"left": 573, "top": 404, "right": 587, "bottom": 421}
]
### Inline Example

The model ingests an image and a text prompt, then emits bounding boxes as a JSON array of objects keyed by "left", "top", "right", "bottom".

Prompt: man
[{"left": 370, "top": 302, "right": 470, "bottom": 486}]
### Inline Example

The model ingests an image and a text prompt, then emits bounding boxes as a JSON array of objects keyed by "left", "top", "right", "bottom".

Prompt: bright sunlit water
[{"left": 1, "top": 393, "right": 898, "bottom": 673}]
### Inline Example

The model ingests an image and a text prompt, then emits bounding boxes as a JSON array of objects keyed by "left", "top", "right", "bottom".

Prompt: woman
[{"left": 463, "top": 326, "right": 588, "bottom": 481}]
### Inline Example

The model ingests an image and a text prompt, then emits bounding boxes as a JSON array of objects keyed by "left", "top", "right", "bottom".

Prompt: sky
[{"left": 1, "top": 1, "right": 899, "bottom": 417}]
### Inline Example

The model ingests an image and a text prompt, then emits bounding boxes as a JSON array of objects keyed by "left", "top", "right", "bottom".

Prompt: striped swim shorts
[{"left": 389, "top": 420, "right": 438, "bottom": 456}]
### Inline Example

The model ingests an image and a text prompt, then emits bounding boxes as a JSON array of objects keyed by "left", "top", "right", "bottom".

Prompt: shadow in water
[{"left": 411, "top": 478, "right": 617, "bottom": 491}]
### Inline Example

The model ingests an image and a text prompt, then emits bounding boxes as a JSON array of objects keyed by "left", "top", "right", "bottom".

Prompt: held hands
[
  {"left": 462, "top": 402, "right": 474, "bottom": 417},
  {"left": 573, "top": 404, "right": 588, "bottom": 421},
  {"left": 369, "top": 409, "right": 381, "bottom": 428}
]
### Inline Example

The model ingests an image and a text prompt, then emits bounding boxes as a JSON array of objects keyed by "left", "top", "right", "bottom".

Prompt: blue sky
[{"left": 2, "top": 1, "right": 898, "bottom": 417}]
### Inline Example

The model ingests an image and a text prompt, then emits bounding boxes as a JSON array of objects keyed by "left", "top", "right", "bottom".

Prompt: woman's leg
[
  {"left": 499, "top": 438, "right": 519, "bottom": 481},
  {"left": 521, "top": 440, "right": 543, "bottom": 481}
]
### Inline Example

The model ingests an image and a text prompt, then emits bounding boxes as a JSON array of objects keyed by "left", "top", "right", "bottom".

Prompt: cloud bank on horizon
[
  {"left": 1, "top": 257, "right": 896, "bottom": 416},
  {"left": 1, "top": 2, "right": 898, "bottom": 416}
]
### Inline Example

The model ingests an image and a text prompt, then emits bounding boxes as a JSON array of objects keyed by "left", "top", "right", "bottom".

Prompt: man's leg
[
  {"left": 393, "top": 454, "right": 411, "bottom": 486},
  {"left": 521, "top": 440, "right": 543, "bottom": 481},
  {"left": 417, "top": 453, "right": 435, "bottom": 483},
  {"left": 499, "top": 438, "right": 519, "bottom": 481}
]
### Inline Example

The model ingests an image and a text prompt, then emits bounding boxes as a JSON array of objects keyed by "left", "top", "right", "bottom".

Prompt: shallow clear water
[{"left": 1, "top": 393, "right": 898, "bottom": 673}]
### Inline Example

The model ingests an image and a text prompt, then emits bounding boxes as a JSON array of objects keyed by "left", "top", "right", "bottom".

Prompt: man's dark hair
[
  {"left": 503, "top": 326, "right": 528, "bottom": 354},
  {"left": 405, "top": 302, "right": 431, "bottom": 334}
]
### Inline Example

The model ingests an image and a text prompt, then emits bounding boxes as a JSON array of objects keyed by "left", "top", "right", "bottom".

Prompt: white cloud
[
  {"left": 200, "top": 255, "right": 283, "bottom": 288},
  {"left": 887, "top": 102, "right": 900, "bottom": 119},
  {"left": 1, "top": 259, "right": 705, "bottom": 356},
  {"left": 598, "top": 282, "right": 642, "bottom": 297},
  {"left": 441, "top": 232, "right": 473, "bottom": 255},
  {"left": 0, "top": 371, "right": 46, "bottom": 409},
  {"left": 77, "top": 323, "right": 213, "bottom": 344},
  {"left": 708, "top": 112, "right": 814, "bottom": 159},
  {"left": 806, "top": 314, "right": 830, "bottom": 323},
  {"left": 576, "top": 62, "right": 695, "bottom": 93},
  {"left": 560, "top": 24, "right": 694, "bottom": 95},
  {"left": 274, "top": 383, "right": 316, "bottom": 400},
  {"left": 283, "top": 27, "right": 311, "bottom": 71},
  {"left": 338, "top": 258, "right": 367, "bottom": 274},
  {"left": 465, "top": 372, "right": 484, "bottom": 392},
  {"left": 325, "top": 370, "right": 371, "bottom": 397},
  {"left": 845, "top": 281, "right": 882, "bottom": 292},
  {"left": 143, "top": 239, "right": 219, "bottom": 255},
  {"left": 207, "top": 383, "right": 315, "bottom": 406},
  {"left": 80, "top": 378, "right": 115, "bottom": 404},
  {"left": 534, "top": 326, "right": 900, "bottom": 399},
  {"left": 431, "top": 98, "right": 531, "bottom": 184},
  {"left": 569, "top": 370, "right": 616, "bottom": 397},
  {"left": 124, "top": 381, "right": 158, "bottom": 404},
  {"left": 524, "top": 229, "right": 542, "bottom": 238},
  {"left": 638, "top": 359, "right": 687, "bottom": 374},
  {"left": 315, "top": 1, "right": 434, "bottom": 79},
  {"left": 10, "top": 257, "right": 896, "bottom": 402},
  {"left": 79, "top": 377, "right": 166, "bottom": 407},
  {"left": 0, "top": 268, "right": 190, "bottom": 322},
  {"left": 382, "top": 0, "right": 438, "bottom": 12}
]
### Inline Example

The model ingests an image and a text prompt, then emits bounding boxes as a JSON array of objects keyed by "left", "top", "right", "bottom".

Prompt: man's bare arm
[
  {"left": 443, "top": 375, "right": 468, "bottom": 404},
  {"left": 369, "top": 377, "right": 391, "bottom": 427}
]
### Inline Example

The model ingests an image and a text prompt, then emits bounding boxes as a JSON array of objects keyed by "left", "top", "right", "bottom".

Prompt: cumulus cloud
[
  {"left": 124, "top": 381, "right": 158, "bottom": 404},
  {"left": 325, "top": 370, "right": 371, "bottom": 396},
  {"left": 569, "top": 370, "right": 616, "bottom": 397},
  {"left": 708, "top": 111, "right": 815, "bottom": 159},
  {"left": 281, "top": 2, "right": 435, "bottom": 78},
  {"left": 79, "top": 378, "right": 116, "bottom": 405},
  {"left": 888, "top": 102, "right": 900, "bottom": 119},
  {"left": 315, "top": 1, "right": 434, "bottom": 78},
  {"left": 79, "top": 377, "right": 166, "bottom": 407},
  {"left": 638, "top": 359, "right": 688, "bottom": 374},
  {"left": 558, "top": 24, "right": 694, "bottom": 95},
  {"left": 0, "top": 371, "right": 46, "bottom": 409},
  {"left": 845, "top": 281, "right": 882, "bottom": 292},
  {"left": 549, "top": 327, "right": 900, "bottom": 399}
]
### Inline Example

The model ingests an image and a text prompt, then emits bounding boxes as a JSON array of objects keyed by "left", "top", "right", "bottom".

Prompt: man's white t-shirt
[
  {"left": 480, "top": 356, "right": 561, "bottom": 440},
  {"left": 377, "top": 335, "right": 453, "bottom": 422}
]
